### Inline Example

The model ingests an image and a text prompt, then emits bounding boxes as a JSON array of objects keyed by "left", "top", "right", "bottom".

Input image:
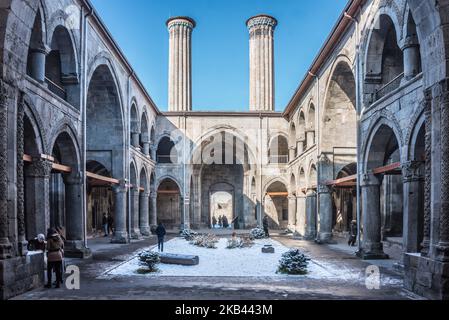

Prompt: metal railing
[
  {"left": 374, "top": 72, "right": 404, "bottom": 101},
  {"left": 45, "top": 77, "right": 67, "bottom": 101}
]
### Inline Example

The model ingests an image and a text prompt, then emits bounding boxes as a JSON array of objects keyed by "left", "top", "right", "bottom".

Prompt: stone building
[{"left": 0, "top": 0, "right": 448, "bottom": 300}]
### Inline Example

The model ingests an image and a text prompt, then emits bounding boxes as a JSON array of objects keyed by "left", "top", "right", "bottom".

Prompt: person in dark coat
[
  {"left": 222, "top": 215, "right": 229, "bottom": 228},
  {"left": 102, "top": 213, "right": 108, "bottom": 237},
  {"left": 155, "top": 223, "right": 166, "bottom": 252},
  {"left": 45, "top": 228, "right": 64, "bottom": 288},
  {"left": 263, "top": 215, "right": 270, "bottom": 237},
  {"left": 212, "top": 216, "right": 217, "bottom": 228},
  {"left": 218, "top": 215, "right": 223, "bottom": 228},
  {"left": 107, "top": 214, "right": 114, "bottom": 234},
  {"left": 348, "top": 220, "right": 357, "bottom": 247}
]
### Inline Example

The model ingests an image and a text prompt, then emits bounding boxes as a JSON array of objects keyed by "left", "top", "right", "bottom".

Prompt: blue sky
[{"left": 90, "top": 0, "right": 348, "bottom": 112}]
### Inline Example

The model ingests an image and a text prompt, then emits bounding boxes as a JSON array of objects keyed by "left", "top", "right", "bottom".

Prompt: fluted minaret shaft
[
  {"left": 247, "top": 15, "right": 277, "bottom": 111},
  {"left": 167, "top": 17, "right": 195, "bottom": 112}
]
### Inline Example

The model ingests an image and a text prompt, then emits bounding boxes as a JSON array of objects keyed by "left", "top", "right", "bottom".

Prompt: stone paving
[{"left": 11, "top": 232, "right": 424, "bottom": 300}]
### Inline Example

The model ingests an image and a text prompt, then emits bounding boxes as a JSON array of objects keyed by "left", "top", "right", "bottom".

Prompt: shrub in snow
[
  {"left": 277, "top": 249, "right": 309, "bottom": 275},
  {"left": 137, "top": 250, "right": 160, "bottom": 273},
  {"left": 249, "top": 227, "right": 266, "bottom": 240},
  {"left": 180, "top": 229, "right": 198, "bottom": 241},
  {"left": 190, "top": 234, "right": 218, "bottom": 249},
  {"left": 226, "top": 236, "right": 255, "bottom": 249}
]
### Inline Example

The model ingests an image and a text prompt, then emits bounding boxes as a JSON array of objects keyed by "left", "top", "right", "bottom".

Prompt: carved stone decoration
[
  {"left": 438, "top": 81, "right": 449, "bottom": 260},
  {"left": 0, "top": 80, "right": 12, "bottom": 259},
  {"left": 402, "top": 161, "right": 424, "bottom": 183},
  {"left": 17, "top": 93, "right": 27, "bottom": 255},
  {"left": 25, "top": 158, "right": 53, "bottom": 178},
  {"left": 422, "top": 91, "right": 432, "bottom": 255}
]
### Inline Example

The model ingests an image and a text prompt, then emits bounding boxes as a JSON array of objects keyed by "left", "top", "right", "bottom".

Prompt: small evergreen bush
[
  {"left": 249, "top": 227, "right": 266, "bottom": 240},
  {"left": 277, "top": 249, "right": 309, "bottom": 275},
  {"left": 137, "top": 250, "right": 160, "bottom": 273},
  {"left": 180, "top": 229, "right": 198, "bottom": 241}
]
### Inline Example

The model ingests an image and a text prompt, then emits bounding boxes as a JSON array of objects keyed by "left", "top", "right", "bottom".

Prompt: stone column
[
  {"left": 318, "top": 184, "right": 333, "bottom": 243},
  {"left": 402, "top": 35, "right": 421, "bottom": 81},
  {"left": 402, "top": 161, "right": 424, "bottom": 254},
  {"left": 16, "top": 94, "right": 27, "bottom": 256},
  {"left": 64, "top": 173, "right": 91, "bottom": 258},
  {"left": 24, "top": 157, "right": 52, "bottom": 240},
  {"left": 297, "top": 139, "right": 305, "bottom": 155},
  {"left": 304, "top": 190, "right": 317, "bottom": 240},
  {"left": 167, "top": 17, "right": 195, "bottom": 112},
  {"left": 142, "top": 142, "right": 150, "bottom": 156},
  {"left": 437, "top": 86, "right": 449, "bottom": 261},
  {"left": 131, "top": 132, "right": 140, "bottom": 149},
  {"left": 306, "top": 130, "right": 315, "bottom": 148},
  {"left": 150, "top": 191, "right": 157, "bottom": 228},
  {"left": 288, "top": 146, "right": 296, "bottom": 162},
  {"left": 422, "top": 93, "right": 432, "bottom": 256},
  {"left": 111, "top": 180, "right": 128, "bottom": 243},
  {"left": 150, "top": 145, "right": 157, "bottom": 162},
  {"left": 247, "top": 15, "right": 277, "bottom": 111},
  {"left": 288, "top": 194, "right": 296, "bottom": 230},
  {"left": 139, "top": 191, "right": 150, "bottom": 236},
  {"left": 0, "top": 82, "right": 12, "bottom": 259},
  {"left": 358, "top": 173, "right": 389, "bottom": 259},
  {"left": 296, "top": 194, "right": 306, "bottom": 236},
  {"left": 182, "top": 196, "right": 190, "bottom": 229},
  {"left": 130, "top": 188, "right": 141, "bottom": 239},
  {"left": 29, "top": 43, "right": 50, "bottom": 83}
]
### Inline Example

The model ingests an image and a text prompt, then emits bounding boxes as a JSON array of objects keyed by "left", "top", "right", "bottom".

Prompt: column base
[
  {"left": 150, "top": 225, "right": 158, "bottom": 235},
  {"left": 64, "top": 240, "right": 92, "bottom": 259},
  {"left": 140, "top": 227, "right": 151, "bottom": 237},
  {"left": 303, "top": 231, "right": 317, "bottom": 241},
  {"left": 356, "top": 249, "right": 389, "bottom": 260},
  {"left": 316, "top": 232, "right": 336, "bottom": 244},
  {"left": 0, "top": 238, "right": 13, "bottom": 259},
  {"left": 131, "top": 229, "right": 142, "bottom": 240},
  {"left": 0, "top": 254, "right": 45, "bottom": 300},
  {"left": 435, "top": 242, "right": 449, "bottom": 262},
  {"left": 111, "top": 231, "right": 129, "bottom": 244}
]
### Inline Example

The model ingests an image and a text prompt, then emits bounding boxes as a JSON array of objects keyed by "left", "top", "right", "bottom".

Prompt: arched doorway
[
  {"left": 86, "top": 160, "right": 114, "bottom": 237},
  {"left": 86, "top": 63, "right": 126, "bottom": 243},
  {"left": 210, "top": 183, "right": 234, "bottom": 228},
  {"left": 264, "top": 181, "right": 288, "bottom": 230},
  {"left": 157, "top": 178, "right": 181, "bottom": 229}
]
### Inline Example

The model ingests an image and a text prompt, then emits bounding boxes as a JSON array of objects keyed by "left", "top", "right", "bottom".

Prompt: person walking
[
  {"left": 348, "top": 220, "right": 357, "bottom": 247},
  {"left": 102, "top": 213, "right": 108, "bottom": 237},
  {"left": 263, "top": 215, "right": 270, "bottom": 238},
  {"left": 155, "top": 222, "right": 166, "bottom": 252},
  {"left": 45, "top": 228, "right": 64, "bottom": 289},
  {"left": 107, "top": 214, "right": 114, "bottom": 234}
]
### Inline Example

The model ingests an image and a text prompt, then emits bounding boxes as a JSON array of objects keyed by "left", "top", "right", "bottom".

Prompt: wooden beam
[
  {"left": 158, "top": 190, "right": 180, "bottom": 195},
  {"left": 266, "top": 192, "right": 289, "bottom": 197},
  {"left": 23, "top": 154, "right": 32, "bottom": 162},
  {"left": 52, "top": 163, "right": 71, "bottom": 173},
  {"left": 372, "top": 162, "right": 401, "bottom": 175},
  {"left": 86, "top": 172, "right": 119, "bottom": 185},
  {"left": 325, "top": 174, "right": 357, "bottom": 186}
]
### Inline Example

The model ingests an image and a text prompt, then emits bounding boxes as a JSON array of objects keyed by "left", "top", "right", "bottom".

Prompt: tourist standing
[
  {"left": 102, "top": 213, "right": 108, "bottom": 237},
  {"left": 45, "top": 228, "right": 64, "bottom": 289},
  {"left": 212, "top": 216, "right": 217, "bottom": 229},
  {"left": 156, "top": 222, "right": 166, "bottom": 252},
  {"left": 263, "top": 215, "right": 270, "bottom": 237},
  {"left": 222, "top": 215, "right": 229, "bottom": 228},
  {"left": 218, "top": 215, "right": 223, "bottom": 228},
  {"left": 348, "top": 220, "right": 357, "bottom": 247},
  {"left": 108, "top": 214, "right": 114, "bottom": 234}
]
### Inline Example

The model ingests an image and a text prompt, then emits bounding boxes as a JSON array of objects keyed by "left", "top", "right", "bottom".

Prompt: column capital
[
  {"left": 140, "top": 191, "right": 151, "bottom": 198},
  {"left": 113, "top": 180, "right": 128, "bottom": 194},
  {"left": 402, "top": 35, "right": 419, "bottom": 50},
  {"left": 317, "top": 184, "right": 331, "bottom": 194},
  {"left": 306, "top": 188, "right": 317, "bottom": 197},
  {"left": 402, "top": 160, "right": 424, "bottom": 182},
  {"left": 63, "top": 172, "right": 83, "bottom": 185},
  {"left": 360, "top": 173, "right": 380, "bottom": 187},
  {"left": 25, "top": 157, "right": 53, "bottom": 178},
  {"left": 288, "top": 194, "right": 297, "bottom": 201},
  {"left": 30, "top": 42, "right": 51, "bottom": 55}
]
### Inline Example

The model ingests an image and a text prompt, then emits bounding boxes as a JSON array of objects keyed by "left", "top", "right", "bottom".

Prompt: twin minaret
[{"left": 167, "top": 15, "right": 277, "bottom": 112}]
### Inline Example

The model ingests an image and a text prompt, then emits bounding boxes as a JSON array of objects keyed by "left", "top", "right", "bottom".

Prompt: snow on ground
[{"left": 106, "top": 237, "right": 403, "bottom": 285}]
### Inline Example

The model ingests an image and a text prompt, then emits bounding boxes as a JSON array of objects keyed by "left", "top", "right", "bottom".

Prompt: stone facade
[{"left": 0, "top": 0, "right": 448, "bottom": 300}]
